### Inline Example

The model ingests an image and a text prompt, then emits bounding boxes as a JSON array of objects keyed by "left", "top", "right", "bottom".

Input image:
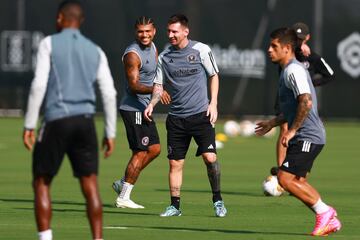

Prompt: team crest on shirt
[
  {"left": 141, "top": 136, "right": 149, "bottom": 146},
  {"left": 187, "top": 54, "right": 197, "bottom": 63},
  {"left": 302, "top": 61, "right": 310, "bottom": 69}
]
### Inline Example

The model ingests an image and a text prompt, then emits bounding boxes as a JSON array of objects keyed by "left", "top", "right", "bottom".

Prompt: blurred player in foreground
[
  {"left": 256, "top": 27, "right": 341, "bottom": 236},
  {"left": 23, "top": 1, "right": 117, "bottom": 239}
]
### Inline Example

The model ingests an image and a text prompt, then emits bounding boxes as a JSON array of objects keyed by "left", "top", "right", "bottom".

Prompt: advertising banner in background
[{"left": 0, "top": 0, "right": 359, "bottom": 118}]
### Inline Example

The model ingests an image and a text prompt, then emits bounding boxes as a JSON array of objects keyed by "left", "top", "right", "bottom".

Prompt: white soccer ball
[
  {"left": 223, "top": 120, "right": 240, "bottom": 137},
  {"left": 239, "top": 120, "right": 255, "bottom": 137},
  {"left": 262, "top": 175, "right": 285, "bottom": 197}
]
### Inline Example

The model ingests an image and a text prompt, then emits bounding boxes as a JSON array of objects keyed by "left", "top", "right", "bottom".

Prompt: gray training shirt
[
  {"left": 154, "top": 40, "right": 219, "bottom": 117},
  {"left": 120, "top": 41, "right": 157, "bottom": 112},
  {"left": 279, "top": 58, "right": 326, "bottom": 145}
]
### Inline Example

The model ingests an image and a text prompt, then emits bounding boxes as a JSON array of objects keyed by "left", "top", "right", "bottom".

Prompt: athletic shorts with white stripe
[
  {"left": 120, "top": 110, "right": 160, "bottom": 151},
  {"left": 280, "top": 141, "right": 324, "bottom": 177}
]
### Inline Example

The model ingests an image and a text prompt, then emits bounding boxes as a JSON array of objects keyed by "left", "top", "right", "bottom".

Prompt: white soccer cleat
[
  {"left": 159, "top": 205, "right": 182, "bottom": 217},
  {"left": 213, "top": 200, "right": 227, "bottom": 217},
  {"left": 115, "top": 198, "right": 145, "bottom": 209}
]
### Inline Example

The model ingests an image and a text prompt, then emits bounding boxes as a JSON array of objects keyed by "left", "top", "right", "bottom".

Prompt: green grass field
[{"left": 0, "top": 117, "right": 359, "bottom": 240}]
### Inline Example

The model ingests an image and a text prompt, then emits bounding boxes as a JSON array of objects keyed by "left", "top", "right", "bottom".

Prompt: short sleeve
[{"left": 285, "top": 63, "right": 311, "bottom": 98}]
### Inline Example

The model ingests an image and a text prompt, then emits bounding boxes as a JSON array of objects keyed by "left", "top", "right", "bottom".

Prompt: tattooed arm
[
  {"left": 281, "top": 93, "right": 312, "bottom": 147},
  {"left": 255, "top": 113, "right": 287, "bottom": 136},
  {"left": 144, "top": 83, "right": 163, "bottom": 122}
]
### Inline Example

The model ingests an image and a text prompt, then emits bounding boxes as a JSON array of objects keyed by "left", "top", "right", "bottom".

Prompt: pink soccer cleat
[
  {"left": 311, "top": 207, "right": 337, "bottom": 236},
  {"left": 324, "top": 217, "right": 342, "bottom": 235}
]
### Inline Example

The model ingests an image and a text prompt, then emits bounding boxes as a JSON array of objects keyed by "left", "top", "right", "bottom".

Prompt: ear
[
  {"left": 184, "top": 27, "right": 189, "bottom": 37},
  {"left": 57, "top": 13, "right": 63, "bottom": 23}
]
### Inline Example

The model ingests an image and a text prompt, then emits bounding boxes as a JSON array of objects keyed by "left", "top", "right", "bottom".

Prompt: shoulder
[
  {"left": 124, "top": 42, "right": 140, "bottom": 52},
  {"left": 191, "top": 41, "right": 211, "bottom": 53},
  {"left": 286, "top": 62, "right": 306, "bottom": 76},
  {"left": 77, "top": 32, "right": 99, "bottom": 49},
  {"left": 40, "top": 36, "right": 52, "bottom": 48},
  {"left": 151, "top": 42, "right": 157, "bottom": 52},
  {"left": 158, "top": 45, "right": 172, "bottom": 59},
  {"left": 122, "top": 42, "right": 141, "bottom": 62}
]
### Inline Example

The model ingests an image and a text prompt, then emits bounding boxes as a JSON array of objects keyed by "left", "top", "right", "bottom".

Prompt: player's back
[{"left": 45, "top": 28, "right": 101, "bottom": 122}]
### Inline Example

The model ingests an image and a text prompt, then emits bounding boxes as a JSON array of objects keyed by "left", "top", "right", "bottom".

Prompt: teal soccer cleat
[
  {"left": 160, "top": 205, "right": 182, "bottom": 217},
  {"left": 213, "top": 200, "right": 227, "bottom": 217}
]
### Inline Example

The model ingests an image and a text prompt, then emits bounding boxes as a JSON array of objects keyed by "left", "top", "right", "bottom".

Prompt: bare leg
[
  {"left": 33, "top": 175, "right": 53, "bottom": 232},
  {"left": 79, "top": 174, "right": 102, "bottom": 239},
  {"left": 141, "top": 144, "right": 161, "bottom": 170},
  {"left": 202, "top": 153, "right": 222, "bottom": 202},
  {"left": 124, "top": 144, "right": 160, "bottom": 184},
  {"left": 278, "top": 170, "right": 320, "bottom": 206},
  {"left": 169, "top": 159, "right": 184, "bottom": 197}
]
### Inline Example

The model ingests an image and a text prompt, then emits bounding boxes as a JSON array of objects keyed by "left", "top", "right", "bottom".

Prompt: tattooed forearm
[
  {"left": 149, "top": 83, "right": 163, "bottom": 106},
  {"left": 290, "top": 93, "right": 312, "bottom": 131},
  {"left": 273, "top": 113, "right": 287, "bottom": 127}
]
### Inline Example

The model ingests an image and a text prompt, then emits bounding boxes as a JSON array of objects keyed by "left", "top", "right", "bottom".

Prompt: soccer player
[
  {"left": 273, "top": 22, "right": 334, "bottom": 171},
  {"left": 144, "top": 14, "right": 227, "bottom": 217},
  {"left": 112, "top": 16, "right": 170, "bottom": 209},
  {"left": 22, "top": 1, "right": 117, "bottom": 239},
  {"left": 255, "top": 27, "right": 341, "bottom": 236}
]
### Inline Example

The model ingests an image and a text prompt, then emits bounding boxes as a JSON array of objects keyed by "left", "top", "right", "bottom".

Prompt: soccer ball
[
  {"left": 239, "top": 120, "right": 255, "bottom": 137},
  {"left": 262, "top": 175, "right": 285, "bottom": 197},
  {"left": 223, "top": 120, "right": 240, "bottom": 137}
]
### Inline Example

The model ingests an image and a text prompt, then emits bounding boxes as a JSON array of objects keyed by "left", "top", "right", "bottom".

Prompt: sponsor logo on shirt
[{"left": 172, "top": 68, "right": 198, "bottom": 77}]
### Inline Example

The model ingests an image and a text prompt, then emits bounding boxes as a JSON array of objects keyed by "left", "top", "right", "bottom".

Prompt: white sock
[
  {"left": 119, "top": 182, "right": 133, "bottom": 200},
  {"left": 312, "top": 199, "right": 330, "bottom": 214},
  {"left": 38, "top": 229, "right": 52, "bottom": 240}
]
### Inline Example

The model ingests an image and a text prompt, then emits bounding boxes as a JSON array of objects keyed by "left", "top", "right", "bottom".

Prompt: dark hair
[
  {"left": 134, "top": 16, "right": 155, "bottom": 28},
  {"left": 270, "top": 27, "right": 298, "bottom": 51},
  {"left": 58, "top": 0, "right": 83, "bottom": 19},
  {"left": 168, "top": 14, "right": 189, "bottom": 27}
]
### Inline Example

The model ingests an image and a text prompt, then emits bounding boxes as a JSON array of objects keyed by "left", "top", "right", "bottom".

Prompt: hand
[
  {"left": 301, "top": 43, "right": 311, "bottom": 57},
  {"left": 255, "top": 121, "right": 272, "bottom": 136},
  {"left": 160, "top": 90, "right": 171, "bottom": 105},
  {"left": 280, "top": 129, "right": 296, "bottom": 147},
  {"left": 144, "top": 103, "right": 153, "bottom": 122},
  {"left": 102, "top": 137, "right": 115, "bottom": 158},
  {"left": 206, "top": 102, "right": 218, "bottom": 125},
  {"left": 23, "top": 129, "right": 35, "bottom": 151}
]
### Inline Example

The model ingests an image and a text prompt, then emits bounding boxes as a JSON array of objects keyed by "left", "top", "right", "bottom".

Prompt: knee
[
  {"left": 277, "top": 172, "right": 291, "bottom": 190},
  {"left": 148, "top": 144, "right": 161, "bottom": 158},
  {"left": 169, "top": 160, "right": 183, "bottom": 172},
  {"left": 133, "top": 150, "right": 147, "bottom": 160},
  {"left": 202, "top": 152, "right": 217, "bottom": 164}
]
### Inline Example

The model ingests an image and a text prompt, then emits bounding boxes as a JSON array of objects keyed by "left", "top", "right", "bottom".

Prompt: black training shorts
[
  {"left": 120, "top": 110, "right": 160, "bottom": 151},
  {"left": 280, "top": 140, "right": 324, "bottom": 177},
  {"left": 166, "top": 111, "right": 216, "bottom": 160},
  {"left": 33, "top": 114, "right": 99, "bottom": 178}
]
